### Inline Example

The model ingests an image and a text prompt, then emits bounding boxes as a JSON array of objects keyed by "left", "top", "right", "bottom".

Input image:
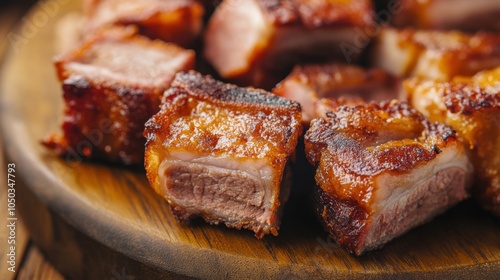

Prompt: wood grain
[
  {"left": 16, "top": 244, "right": 64, "bottom": 280},
  {"left": 0, "top": 0, "right": 499, "bottom": 279},
  {"left": 0, "top": 4, "right": 33, "bottom": 280}
]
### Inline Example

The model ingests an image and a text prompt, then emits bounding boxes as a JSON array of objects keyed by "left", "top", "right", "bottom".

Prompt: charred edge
[
  {"left": 59, "top": 75, "right": 157, "bottom": 165},
  {"left": 424, "top": 120, "right": 457, "bottom": 143},
  {"left": 328, "top": 100, "right": 424, "bottom": 122},
  {"left": 443, "top": 84, "right": 500, "bottom": 115},
  {"left": 170, "top": 71, "right": 301, "bottom": 111},
  {"left": 313, "top": 186, "right": 369, "bottom": 256}
]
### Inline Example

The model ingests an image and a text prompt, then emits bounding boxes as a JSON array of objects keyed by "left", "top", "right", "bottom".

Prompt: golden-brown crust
[
  {"left": 145, "top": 71, "right": 302, "bottom": 160},
  {"left": 305, "top": 100, "right": 465, "bottom": 254},
  {"left": 55, "top": 26, "right": 194, "bottom": 90},
  {"left": 275, "top": 63, "right": 396, "bottom": 95},
  {"left": 305, "top": 101, "right": 457, "bottom": 204},
  {"left": 404, "top": 68, "right": 500, "bottom": 216},
  {"left": 85, "top": 0, "right": 204, "bottom": 47},
  {"left": 442, "top": 83, "right": 500, "bottom": 115},
  {"left": 400, "top": 29, "right": 500, "bottom": 55},
  {"left": 374, "top": 27, "right": 500, "bottom": 81},
  {"left": 273, "top": 63, "right": 400, "bottom": 124},
  {"left": 47, "top": 27, "right": 194, "bottom": 165},
  {"left": 167, "top": 71, "right": 301, "bottom": 111},
  {"left": 257, "top": 0, "right": 374, "bottom": 27},
  {"left": 43, "top": 75, "right": 161, "bottom": 164},
  {"left": 144, "top": 71, "right": 302, "bottom": 237}
]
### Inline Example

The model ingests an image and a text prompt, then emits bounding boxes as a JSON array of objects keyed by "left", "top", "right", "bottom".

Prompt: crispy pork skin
[
  {"left": 273, "top": 64, "right": 400, "bottom": 125},
  {"left": 83, "top": 0, "right": 204, "bottom": 47},
  {"left": 144, "top": 71, "right": 302, "bottom": 237},
  {"left": 405, "top": 67, "right": 500, "bottom": 216},
  {"left": 372, "top": 27, "right": 500, "bottom": 81},
  {"left": 204, "top": 0, "right": 375, "bottom": 89},
  {"left": 393, "top": 0, "right": 500, "bottom": 32},
  {"left": 44, "top": 27, "right": 195, "bottom": 165},
  {"left": 304, "top": 101, "right": 473, "bottom": 255}
]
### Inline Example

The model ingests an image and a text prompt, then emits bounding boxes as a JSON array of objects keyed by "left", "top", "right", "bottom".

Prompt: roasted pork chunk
[
  {"left": 144, "top": 71, "right": 302, "bottom": 237},
  {"left": 273, "top": 64, "right": 400, "bottom": 125},
  {"left": 204, "top": 0, "right": 375, "bottom": 89},
  {"left": 372, "top": 28, "right": 500, "bottom": 81},
  {"left": 83, "top": 0, "right": 204, "bottom": 47},
  {"left": 392, "top": 0, "right": 500, "bottom": 32},
  {"left": 405, "top": 67, "right": 500, "bottom": 216},
  {"left": 44, "top": 27, "right": 195, "bottom": 165},
  {"left": 304, "top": 101, "right": 473, "bottom": 255}
]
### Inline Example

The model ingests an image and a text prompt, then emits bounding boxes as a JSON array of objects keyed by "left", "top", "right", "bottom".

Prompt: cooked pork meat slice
[
  {"left": 204, "top": 0, "right": 375, "bottom": 89},
  {"left": 304, "top": 101, "right": 473, "bottom": 255},
  {"left": 144, "top": 71, "right": 302, "bottom": 237},
  {"left": 83, "top": 0, "right": 204, "bottom": 47},
  {"left": 392, "top": 0, "right": 500, "bottom": 32},
  {"left": 372, "top": 27, "right": 500, "bottom": 81},
  {"left": 405, "top": 67, "right": 500, "bottom": 216},
  {"left": 273, "top": 64, "right": 400, "bottom": 125},
  {"left": 44, "top": 27, "right": 195, "bottom": 165}
]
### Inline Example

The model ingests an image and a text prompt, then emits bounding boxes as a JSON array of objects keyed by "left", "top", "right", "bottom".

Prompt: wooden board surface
[
  {"left": 0, "top": 4, "right": 33, "bottom": 280},
  {"left": 1, "top": 0, "right": 499, "bottom": 278}
]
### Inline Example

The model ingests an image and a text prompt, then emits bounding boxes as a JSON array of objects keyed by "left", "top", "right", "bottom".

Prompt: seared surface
[
  {"left": 144, "top": 71, "right": 302, "bottom": 237},
  {"left": 305, "top": 101, "right": 472, "bottom": 254},
  {"left": 84, "top": 0, "right": 204, "bottom": 47},
  {"left": 273, "top": 63, "right": 400, "bottom": 124},
  {"left": 204, "top": 0, "right": 375, "bottom": 89},
  {"left": 405, "top": 67, "right": 500, "bottom": 216},
  {"left": 44, "top": 27, "right": 194, "bottom": 164},
  {"left": 372, "top": 27, "right": 500, "bottom": 81},
  {"left": 257, "top": 0, "right": 373, "bottom": 27}
]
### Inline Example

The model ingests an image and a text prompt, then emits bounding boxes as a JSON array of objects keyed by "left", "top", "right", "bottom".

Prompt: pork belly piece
[
  {"left": 83, "top": 0, "right": 204, "bottom": 47},
  {"left": 405, "top": 67, "right": 500, "bottom": 216},
  {"left": 44, "top": 27, "right": 195, "bottom": 165},
  {"left": 273, "top": 63, "right": 400, "bottom": 125},
  {"left": 304, "top": 101, "right": 473, "bottom": 255},
  {"left": 204, "top": 0, "right": 375, "bottom": 89},
  {"left": 392, "top": 0, "right": 500, "bottom": 32},
  {"left": 372, "top": 27, "right": 500, "bottom": 81},
  {"left": 144, "top": 71, "right": 302, "bottom": 237}
]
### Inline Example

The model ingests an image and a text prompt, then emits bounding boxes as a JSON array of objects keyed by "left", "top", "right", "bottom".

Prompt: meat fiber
[
  {"left": 304, "top": 101, "right": 473, "bottom": 255},
  {"left": 392, "top": 0, "right": 500, "bottom": 32},
  {"left": 204, "top": 0, "right": 375, "bottom": 89},
  {"left": 144, "top": 71, "right": 302, "bottom": 237},
  {"left": 44, "top": 27, "right": 195, "bottom": 165},
  {"left": 405, "top": 67, "right": 500, "bottom": 217},
  {"left": 273, "top": 63, "right": 400, "bottom": 125},
  {"left": 372, "top": 27, "right": 500, "bottom": 81},
  {"left": 83, "top": 0, "right": 204, "bottom": 47}
]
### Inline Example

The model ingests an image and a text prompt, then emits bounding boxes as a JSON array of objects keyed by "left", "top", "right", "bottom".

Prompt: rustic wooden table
[{"left": 0, "top": 2, "right": 63, "bottom": 279}]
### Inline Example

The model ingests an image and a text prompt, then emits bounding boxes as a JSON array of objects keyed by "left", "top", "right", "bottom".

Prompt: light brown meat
[
  {"left": 204, "top": 0, "right": 375, "bottom": 89},
  {"left": 144, "top": 71, "right": 302, "bottom": 237},
  {"left": 392, "top": 0, "right": 500, "bottom": 32},
  {"left": 372, "top": 27, "right": 500, "bottom": 81},
  {"left": 44, "top": 26, "right": 195, "bottom": 165},
  {"left": 83, "top": 0, "right": 204, "bottom": 47},
  {"left": 304, "top": 101, "right": 473, "bottom": 255},
  {"left": 404, "top": 67, "right": 500, "bottom": 217},
  {"left": 273, "top": 63, "right": 400, "bottom": 125}
]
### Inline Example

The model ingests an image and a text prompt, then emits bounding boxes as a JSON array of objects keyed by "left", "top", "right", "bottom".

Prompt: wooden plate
[{"left": 1, "top": 1, "right": 499, "bottom": 278}]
